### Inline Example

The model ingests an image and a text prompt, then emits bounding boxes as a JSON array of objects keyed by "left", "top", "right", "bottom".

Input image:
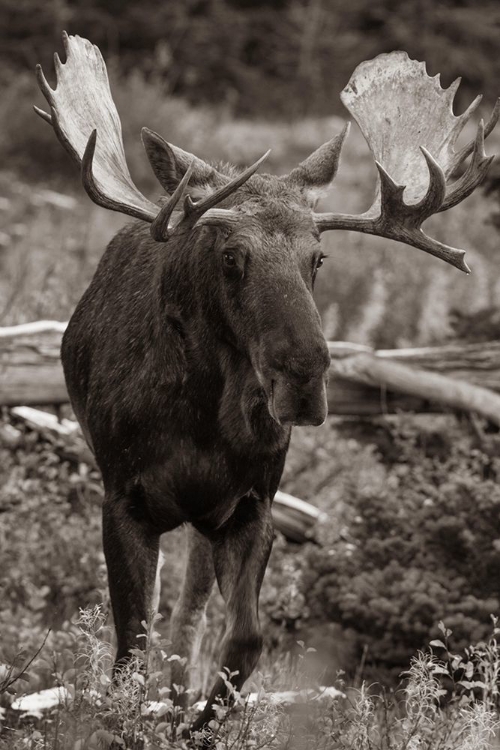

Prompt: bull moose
[{"left": 35, "top": 33, "right": 498, "bottom": 732}]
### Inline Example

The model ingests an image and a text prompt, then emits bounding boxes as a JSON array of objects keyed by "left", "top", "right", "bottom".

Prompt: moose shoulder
[{"left": 35, "top": 33, "right": 498, "bottom": 733}]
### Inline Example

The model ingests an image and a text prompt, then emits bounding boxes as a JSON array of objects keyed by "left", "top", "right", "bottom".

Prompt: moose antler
[
  {"left": 34, "top": 33, "right": 268, "bottom": 240},
  {"left": 35, "top": 33, "right": 159, "bottom": 223},
  {"left": 149, "top": 146, "right": 270, "bottom": 241},
  {"left": 315, "top": 52, "right": 499, "bottom": 273}
]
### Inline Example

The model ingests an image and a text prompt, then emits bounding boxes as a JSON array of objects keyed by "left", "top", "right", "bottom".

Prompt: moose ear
[
  {"left": 283, "top": 123, "right": 350, "bottom": 206},
  {"left": 141, "top": 127, "right": 225, "bottom": 197}
]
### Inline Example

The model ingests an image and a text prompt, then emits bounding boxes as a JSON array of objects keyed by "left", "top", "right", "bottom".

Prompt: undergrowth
[{"left": 1, "top": 608, "right": 500, "bottom": 749}]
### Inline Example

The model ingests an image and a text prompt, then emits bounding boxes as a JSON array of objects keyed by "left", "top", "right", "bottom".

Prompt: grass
[{"left": 2, "top": 608, "right": 500, "bottom": 749}]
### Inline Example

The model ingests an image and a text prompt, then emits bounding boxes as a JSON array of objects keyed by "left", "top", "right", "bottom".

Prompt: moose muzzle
[
  {"left": 255, "top": 333, "right": 331, "bottom": 427},
  {"left": 268, "top": 374, "right": 328, "bottom": 426}
]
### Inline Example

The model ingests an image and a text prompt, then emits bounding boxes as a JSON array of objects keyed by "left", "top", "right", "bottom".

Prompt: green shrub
[
  {"left": 2, "top": 605, "right": 500, "bottom": 749},
  {"left": 294, "top": 416, "right": 500, "bottom": 683},
  {"left": 0, "top": 413, "right": 106, "bottom": 665}
]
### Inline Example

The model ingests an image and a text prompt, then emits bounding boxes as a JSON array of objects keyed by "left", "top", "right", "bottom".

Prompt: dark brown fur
[{"left": 62, "top": 156, "right": 334, "bottom": 730}]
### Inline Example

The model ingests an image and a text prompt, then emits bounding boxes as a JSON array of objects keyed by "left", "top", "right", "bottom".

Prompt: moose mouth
[
  {"left": 267, "top": 380, "right": 281, "bottom": 423},
  {"left": 267, "top": 377, "right": 327, "bottom": 427}
]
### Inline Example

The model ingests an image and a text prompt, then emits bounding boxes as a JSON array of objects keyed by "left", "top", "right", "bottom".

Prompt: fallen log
[
  {"left": 272, "top": 490, "right": 328, "bottom": 543},
  {"left": 330, "top": 351, "right": 500, "bottom": 427},
  {"left": 0, "top": 321, "right": 66, "bottom": 405},
  {"left": 0, "top": 321, "right": 67, "bottom": 338},
  {"left": 326, "top": 340, "right": 500, "bottom": 417},
  {"left": 11, "top": 405, "right": 79, "bottom": 436},
  {"left": 3, "top": 322, "right": 500, "bottom": 422}
]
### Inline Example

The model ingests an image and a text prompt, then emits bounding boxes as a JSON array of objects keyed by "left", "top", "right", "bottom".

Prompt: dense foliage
[
  {"left": 1, "top": 0, "right": 499, "bottom": 117},
  {"left": 0, "top": 414, "right": 106, "bottom": 664},
  {"left": 2, "top": 603, "right": 499, "bottom": 748},
  {"left": 288, "top": 417, "right": 500, "bottom": 683}
]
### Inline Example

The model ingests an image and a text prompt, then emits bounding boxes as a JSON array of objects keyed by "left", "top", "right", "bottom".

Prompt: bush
[
  {"left": 294, "top": 416, "right": 500, "bottom": 683},
  {"left": 0, "top": 412, "right": 106, "bottom": 664},
  {"left": 2, "top": 605, "right": 500, "bottom": 749}
]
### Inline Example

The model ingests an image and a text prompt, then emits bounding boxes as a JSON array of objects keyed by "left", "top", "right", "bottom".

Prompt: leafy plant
[{"left": 295, "top": 416, "right": 500, "bottom": 684}]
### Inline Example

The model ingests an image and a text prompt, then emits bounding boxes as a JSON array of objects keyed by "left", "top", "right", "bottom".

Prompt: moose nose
[
  {"left": 257, "top": 334, "right": 331, "bottom": 427},
  {"left": 263, "top": 334, "right": 330, "bottom": 384},
  {"left": 270, "top": 375, "right": 328, "bottom": 426}
]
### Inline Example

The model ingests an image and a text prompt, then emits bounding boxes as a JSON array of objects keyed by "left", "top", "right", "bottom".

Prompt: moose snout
[
  {"left": 257, "top": 334, "right": 331, "bottom": 427},
  {"left": 263, "top": 334, "right": 331, "bottom": 383},
  {"left": 270, "top": 375, "right": 328, "bottom": 426}
]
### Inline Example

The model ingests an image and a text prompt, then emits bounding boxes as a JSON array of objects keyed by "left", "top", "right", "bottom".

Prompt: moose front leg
[
  {"left": 191, "top": 495, "right": 274, "bottom": 732},
  {"left": 102, "top": 494, "right": 161, "bottom": 668},
  {"left": 170, "top": 525, "right": 215, "bottom": 710}
]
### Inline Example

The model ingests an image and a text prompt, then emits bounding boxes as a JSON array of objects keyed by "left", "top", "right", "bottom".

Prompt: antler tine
[
  {"left": 410, "top": 148, "right": 447, "bottom": 219},
  {"left": 315, "top": 146, "right": 469, "bottom": 272},
  {"left": 440, "top": 120, "right": 495, "bottom": 212},
  {"left": 34, "top": 65, "right": 55, "bottom": 124},
  {"left": 33, "top": 105, "right": 52, "bottom": 125},
  {"left": 35, "top": 63, "right": 55, "bottom": 108},
  {"left": 450, "top": 98, "right": 500, "bottom": 175},
  {"left": 314, "top": 52, "right": 498, "bottom": 273},
  {"left": 149, "top": 151, "right": 269, "bottom": 241},
  {"left": 150, "top": 162, "right": 195, "bottom": 241},
  {"left": 53, "top": 51, "right": 65, "bottom": 78},
  {"left": 35, "top": 33, "right": 159, "bottom": 223},
  {"left": 183, "top": 150, "right": 271, "bottom": 222}
]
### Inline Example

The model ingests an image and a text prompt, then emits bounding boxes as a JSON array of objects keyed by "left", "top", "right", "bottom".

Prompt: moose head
[{"left": 35, "top": 33, "right": 498, "bottom": 734}]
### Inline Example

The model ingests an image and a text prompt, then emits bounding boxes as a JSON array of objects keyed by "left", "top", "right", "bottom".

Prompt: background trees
[{"left": 1, "top": 0, "right": 499, "bottom": 118}]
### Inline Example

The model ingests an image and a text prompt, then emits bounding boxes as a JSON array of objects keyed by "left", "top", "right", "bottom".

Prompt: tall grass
[{"left": 2, "top": 607, "right": 500, "bottom": 749}]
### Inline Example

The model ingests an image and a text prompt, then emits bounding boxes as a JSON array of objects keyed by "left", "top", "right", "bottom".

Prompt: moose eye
[
  {"left": 312, "top": 254, "right": 327, "bottom": 287},
  {"left": 223, "top": 251, "right": 237, "bottom": 267},
  {"left": 313, "top": 255, "right": 326, "bottom": 275}
]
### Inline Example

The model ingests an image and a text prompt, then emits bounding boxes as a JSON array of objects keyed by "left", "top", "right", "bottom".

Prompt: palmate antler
[
  {"left": 36, "top": 37, "right": 497, "bottom": 270},
  {"left": 314, "top": 52, "right": 499, "bottom": 273},
  {"left": 34, "top": 33, "right": 267, "bottom": 240}
]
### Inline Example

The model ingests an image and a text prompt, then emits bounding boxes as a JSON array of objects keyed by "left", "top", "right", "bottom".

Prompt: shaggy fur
[{"left": 62, "top": 143, "right": 333, "bottom": 730}]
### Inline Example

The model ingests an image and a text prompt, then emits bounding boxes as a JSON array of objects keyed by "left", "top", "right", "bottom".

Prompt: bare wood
[
  {"left": 0, "top": 326, "right": 66, "bottom": 405},
  {"left": 12, "top": 685, "right": 344, "bottom": 717},
  {"left": 330, "top": 353, "right": 500, "bottom": 426},
  {"left": 273, "top": 490, "right": 328, "bottom": 543},
  {"left": 10, "top": 406, "right": 78, "bottom": 436},
  {"left": 0, "top": 320, "right": 67, "bottom": 339},
  {"left": 328, "top": 340, "right": 500, "bottom": 392}
]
